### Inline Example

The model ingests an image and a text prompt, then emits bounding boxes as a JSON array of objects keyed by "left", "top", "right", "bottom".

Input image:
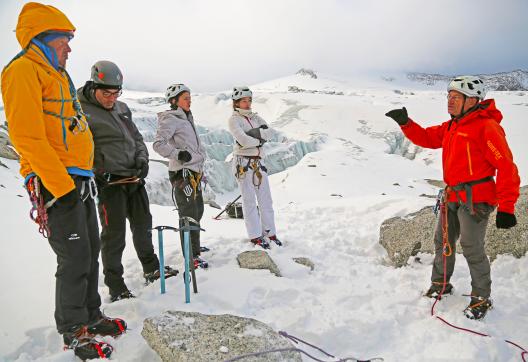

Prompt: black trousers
[
  {"left": 169, "top": 170, "right": 204, "bottom": 258},
  {"left": 43, "top": 177, "right": 102, "bottom": 334},
  {"left": 97, "top": 182, "right": 158, "bottom": 297}
]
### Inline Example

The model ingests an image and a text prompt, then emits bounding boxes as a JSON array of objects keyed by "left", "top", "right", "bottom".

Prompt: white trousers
[{"left": 235, "top": 160, "right": 276, "bottom": 239}]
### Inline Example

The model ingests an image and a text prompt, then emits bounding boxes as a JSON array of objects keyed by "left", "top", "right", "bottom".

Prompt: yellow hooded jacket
[{"left": 1, "top": 2, "right": 94, "bottom": 198}]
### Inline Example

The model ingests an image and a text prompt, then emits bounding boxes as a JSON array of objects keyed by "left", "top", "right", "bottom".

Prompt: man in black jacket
[{"left": 78, "top": 61, "right": 177, "bottom": 302}]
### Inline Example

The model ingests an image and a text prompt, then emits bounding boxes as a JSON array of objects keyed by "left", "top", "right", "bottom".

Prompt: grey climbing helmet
[
  {"left": 231, "top": 86, "right": 252, "bottom": 100},
  {"left": 91, "top": 60, "right": 123, "bottom": 89},
  {"left": 165, "top": 83, "right": 191, "bottom": 102}
]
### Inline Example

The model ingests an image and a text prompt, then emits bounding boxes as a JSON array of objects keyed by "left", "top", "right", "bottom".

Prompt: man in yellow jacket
[{"left": 1, "top": 3, "right": 126, "bottom": 359}]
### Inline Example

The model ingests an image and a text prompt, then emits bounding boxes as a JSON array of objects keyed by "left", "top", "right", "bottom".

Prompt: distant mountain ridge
[{"left": 406, "top": 69, "right": 528, "bottom": 91}]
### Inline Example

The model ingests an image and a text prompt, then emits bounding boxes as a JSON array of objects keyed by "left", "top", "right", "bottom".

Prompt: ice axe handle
[{"left": 213, "top": 195, "right": 241, "bottom": 219}]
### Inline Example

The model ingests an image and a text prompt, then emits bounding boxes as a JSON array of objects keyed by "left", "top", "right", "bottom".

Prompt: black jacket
[{"left": 78, "top": 82, "right": 148, "bottom": 177}]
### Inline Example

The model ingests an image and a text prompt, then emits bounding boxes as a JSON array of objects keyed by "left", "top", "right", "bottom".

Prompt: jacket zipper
[{"left": 466, "top": 141, "right": 473, "bottom": 176}]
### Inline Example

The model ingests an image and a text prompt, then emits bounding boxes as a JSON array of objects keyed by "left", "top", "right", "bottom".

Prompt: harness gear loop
[
  {"left": 79, "top": 177, "right": 98, "bottom": 202},
  {"left": 440, "top": 188, "right": 452, "bottom": 257},
  {"left": 26, "top": 176, "right": 53, "bottom": 238},
  {"left": 250, "top": 159, "right": 263, "bottom": 187}
]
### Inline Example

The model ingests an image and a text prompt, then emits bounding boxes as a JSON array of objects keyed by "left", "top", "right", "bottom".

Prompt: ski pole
[
  {"left": 153, "top": 225, "right": 179, "bottom": 294},
  {"left": 213, "top": 195, "right": 241, "bottom": 220}
]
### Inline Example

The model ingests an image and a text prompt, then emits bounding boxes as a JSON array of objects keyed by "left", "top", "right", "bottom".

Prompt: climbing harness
[
  {"left": 449, "top": 176, "right": 494, "bottom": 215},
  {"left": 235, "top": 156, "right": 267, "bottom": 187}
]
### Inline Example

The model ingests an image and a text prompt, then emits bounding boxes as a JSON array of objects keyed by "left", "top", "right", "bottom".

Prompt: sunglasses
[{"left": 101, "top": 89, "right": 122, "bottom": 98}]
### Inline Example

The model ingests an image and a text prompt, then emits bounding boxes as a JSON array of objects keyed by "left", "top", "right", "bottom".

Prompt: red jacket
[{"left": 401, "top": 99, "right": 520, "bottom": 213}]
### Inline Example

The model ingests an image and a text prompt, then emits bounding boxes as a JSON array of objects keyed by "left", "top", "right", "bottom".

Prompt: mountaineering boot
[
  {"left": 63, "top": 324, "right": 113, "bottom": 360},
  {"left": 199, "top": 246, "right": 210, "bottom": 253},
  {"left": 194, "top": 256, "right": 209, "bottom": 269},
  {"left": 250, "top": 236, "right": 270, "bottom": 249},
  {"left": 268, "top": 235, "right": 282, "bottom": 246},
  {"left": 464, "top": 296, "right": 493, "bottom": 320},
  {"left": 87, "top": 314, "right": 127, "bottom": 337},
  {"left": 144, "top": 266, "right": 179, "bottom": 284},
  {"left": 110, "top": 289, "right": 136, "bottom": 303},
  {"left": 424, "top": 282, "right": 454, "bottom": 299}
]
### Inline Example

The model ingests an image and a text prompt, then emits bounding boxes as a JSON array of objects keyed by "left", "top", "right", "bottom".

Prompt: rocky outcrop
[
  {"left": 0, "top": 131, "right": 19, "bottom": 160},
  {"left": 379, "top": 186, "right": 528, "bottom": 267},
  {"left": 296, "top": 68, "right": 317, "bottom": 79},
  {"left": 293, "top": 257, "right": 315, "bottom": 271},
  {"left": 406, "top": 69, "right": 528, "bottom": 91},
  {"left": 142, "top": 311, "right": 302, "bottom": 362},
  {"left": 237, "top": 250, "right": 281, "bottom": 277}
]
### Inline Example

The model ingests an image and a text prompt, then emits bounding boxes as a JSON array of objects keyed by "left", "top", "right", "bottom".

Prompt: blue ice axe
[
  {"left": 152, "top": 225, "right": 179, "bottom": 294},
  {"left": 180, "top": 216, "right": 205, "bottom": 303}
]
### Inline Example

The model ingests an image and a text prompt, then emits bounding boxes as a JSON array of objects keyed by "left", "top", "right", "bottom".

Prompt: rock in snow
[{"left": 142, "top": 311, "right": 302, "bottom": 362}]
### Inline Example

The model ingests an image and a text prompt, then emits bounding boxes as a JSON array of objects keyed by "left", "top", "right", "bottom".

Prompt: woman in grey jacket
[
  {"left": 228, "top": 86, "right": 282, "bottom": 249},
  {"left": 153, "top": 84, "right": 208, "bottom": 268}
]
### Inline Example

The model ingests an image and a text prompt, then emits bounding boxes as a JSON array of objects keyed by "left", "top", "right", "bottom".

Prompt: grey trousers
[{"left": 431, "top": 202, "right": 495, "bottom": 298}]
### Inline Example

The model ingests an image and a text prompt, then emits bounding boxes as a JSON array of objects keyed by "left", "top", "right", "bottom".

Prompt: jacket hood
[
  {"left": 475, "top": 99, "right": 502, "bottom": 124},
  {"left": 459, "top": 99, "right": 502, "bottom": 125},
  {"left": 77, "top": 82, "right": 100, "bottom": 107},
  {"left": 16, "top": 2, "right": 75, "bottom": 49}
]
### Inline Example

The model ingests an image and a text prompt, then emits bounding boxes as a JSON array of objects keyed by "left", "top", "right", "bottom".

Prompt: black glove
[
  {"left": 260, "top": 124, "right": 269, "bottom": 129},
  {"left": 385, "top": 107, "right": 409, "bottom": 126},
  {"left": 58, "top": 188, "right": 79, "bottom": 209},
  {"left": 178, "top": 150, "right": 192, "bottom": 163},
  {"left": 496, "top": 212, "right": 517, "bottom": 229},
  {"left": 246, "top": 127, "right": 262, "bottom": 140},
  {"left": 136, "top": 157, "right": 149, "bottom": 179}
]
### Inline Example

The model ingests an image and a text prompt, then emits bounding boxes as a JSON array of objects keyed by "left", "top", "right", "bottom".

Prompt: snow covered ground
[{"left": 0, "top": 73, "right": 527, "bottom": 361}]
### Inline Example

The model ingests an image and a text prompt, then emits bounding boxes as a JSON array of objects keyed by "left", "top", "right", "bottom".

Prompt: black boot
[
  {"left": 87, "top": 314, "right": 127, "bottom": 337},
  {"left": 464, "top": 296, "right": 492, "bottom": 320},
  {"left": 110, "top": 289, "right": 136, "bottom": 303},
  {"left": 424, "top": 282, "right": 453, "bottom": 299},
  {"left": 144, "top": 265, "right": 179, "bottom": 284},
  {"left": 63, "top": 324, "right": 113, "bottom": 360}
]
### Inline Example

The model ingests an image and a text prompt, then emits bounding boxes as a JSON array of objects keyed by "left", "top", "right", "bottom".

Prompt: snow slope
[{"left": 0, "top": 73, "right": 527, "bottom": 361}]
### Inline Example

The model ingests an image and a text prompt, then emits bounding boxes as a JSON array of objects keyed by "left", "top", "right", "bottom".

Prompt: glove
[
  {"left": 136, "top": 157, "right": 149, "bottom": 179},
  {"left": 178, "top": 150, "right": 192, "bottom": 163},
  {"left": 496, "top": 212, "right": 517, "bottom": 229},
  {"left": 58, "top": 188, "right": 79, "bottom": 209},
  {"left": 385, "top": 107, "right": 409, "bottom": 126},
  {"left": 260, "top": 125, "right": 269, "bottom": 129},
  {"left": 246, "top": 127, "right": 262, "bottom": 140}
]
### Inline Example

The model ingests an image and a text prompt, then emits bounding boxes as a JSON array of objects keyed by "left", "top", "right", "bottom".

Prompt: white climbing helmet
[
  {"left": 231, "top": 86, "right": 252, "bottom": 101},
  {"left": 447, "top": 76, "right": 486, "bottom": 100},
  {"left": 165, "top": 83, "right": 191, "bottom": 102}
]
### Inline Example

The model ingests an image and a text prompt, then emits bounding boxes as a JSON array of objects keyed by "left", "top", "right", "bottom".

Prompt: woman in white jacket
[
  {"left": 153, "top": 83, "right": 208, "bottom": 268},
  {"left": 227, "top": 86, "right": 282, "bottom": 249}
]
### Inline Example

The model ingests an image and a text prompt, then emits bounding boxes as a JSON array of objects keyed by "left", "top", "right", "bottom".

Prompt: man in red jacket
[{"left": 386, "top": 75, "right": 520, "bottom": 320}]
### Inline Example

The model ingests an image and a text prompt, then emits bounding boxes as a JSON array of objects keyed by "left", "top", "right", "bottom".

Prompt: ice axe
[
  {"left": 179, "top": 216, "right": 205, "bottom": 303},
  {"left": 213, "top": 195, "right": 241, "bottom": 220},
  {"left": 152, "top": 225, "right": 179, "bottom": 294}
]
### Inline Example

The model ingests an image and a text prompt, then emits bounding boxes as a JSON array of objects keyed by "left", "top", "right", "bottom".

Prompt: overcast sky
[{"left": 1, "top": 0, "right": 527, "bottom": 92}]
